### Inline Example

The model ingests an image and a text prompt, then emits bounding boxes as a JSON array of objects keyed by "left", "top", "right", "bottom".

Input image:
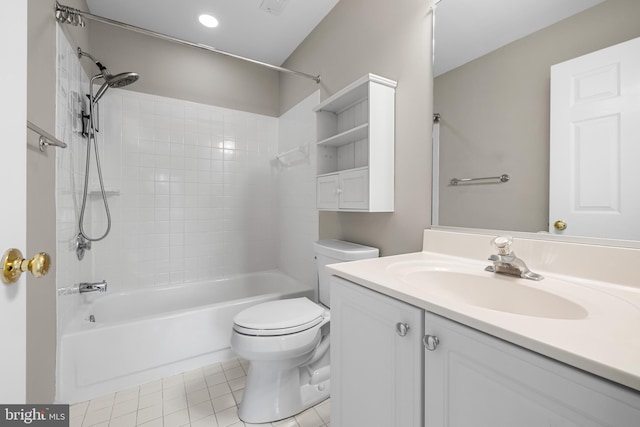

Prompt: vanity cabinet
[
  {"left": 331, "top": 277, "right": 640, "bottom": 427},
  {"left": 315, "top": 74, "right": 396, "bottom": 212},
  {"left": 330, "top": 276, "right": 423, "bottom": 427}
]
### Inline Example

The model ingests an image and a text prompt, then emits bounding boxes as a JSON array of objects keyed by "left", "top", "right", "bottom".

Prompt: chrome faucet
[
  {"left": 485, "top": 236, "right": 543, "bottom": 281},
  {"left": 79, "top": 280, "right": 108, "bottom": 293}
]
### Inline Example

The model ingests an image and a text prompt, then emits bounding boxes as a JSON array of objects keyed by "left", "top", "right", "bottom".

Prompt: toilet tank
[{"left": 314, "top": 239, "right": 379, "bottom": 307}]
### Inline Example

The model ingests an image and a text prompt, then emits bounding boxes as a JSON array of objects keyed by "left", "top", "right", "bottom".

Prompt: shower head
[
  {"left": 93, "top": 72, "right": 140, "bottom": 103},
  {"left": 77, "top": 47, "right": 139, "bottom": 103}
]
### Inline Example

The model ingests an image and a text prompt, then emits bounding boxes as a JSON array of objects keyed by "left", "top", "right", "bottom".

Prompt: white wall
[{"left": 276, "top": 91, "right": 320, "bottom": 291}]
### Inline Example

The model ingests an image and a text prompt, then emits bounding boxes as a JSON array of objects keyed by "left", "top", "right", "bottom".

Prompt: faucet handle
[{"left": 491, "top": 235, "right": 513, "bottom": 255}]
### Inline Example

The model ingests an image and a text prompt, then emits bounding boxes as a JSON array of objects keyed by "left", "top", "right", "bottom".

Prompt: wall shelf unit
[{"left": 314, "top": 74, "right": 396, "bottom": 212}]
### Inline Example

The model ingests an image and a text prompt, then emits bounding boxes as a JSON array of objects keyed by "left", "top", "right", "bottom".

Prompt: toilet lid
[{"left": 233, "top": 297, "right": 326, "bottom": 336}]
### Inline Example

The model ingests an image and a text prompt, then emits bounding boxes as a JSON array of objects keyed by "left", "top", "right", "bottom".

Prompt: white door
[
  {"left": 317, "top": 174, "right": 340, "bottom": 209},
  {"left": 338, "top": 168, "right": 369, "bottom": 210},
  {"left": 0, "top": 1, "right": 28, "bottom": 403},
  {"left": 425, "top": 312, "right": 640, "bottom": 426},
  {"left": 549, "top": 36, "right": 640, "bottom": 240}
]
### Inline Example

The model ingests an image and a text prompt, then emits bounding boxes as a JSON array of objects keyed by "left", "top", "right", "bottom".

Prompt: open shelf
[{"left": 317, "top": 123, "right": 369, "bottom": 147}]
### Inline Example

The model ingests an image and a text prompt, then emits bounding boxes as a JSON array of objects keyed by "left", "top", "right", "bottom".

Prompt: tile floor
[{"left": 70, "top": 358, "right": 330, "bottom": 427}]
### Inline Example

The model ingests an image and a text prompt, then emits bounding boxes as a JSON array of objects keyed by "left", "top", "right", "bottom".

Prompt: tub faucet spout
[{"left": 79, "top": 280, "right": 108, "bottom": 293}]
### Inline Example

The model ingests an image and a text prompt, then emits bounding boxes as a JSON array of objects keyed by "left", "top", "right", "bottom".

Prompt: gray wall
[
  {"left": 280, "top": 0, "right": 435, "bottom": 256},
  {"left": 88, "top": 22, "right": 280, "bottom": 117},
  {"left": 27, "top": 0, "right": 90, "bottom": 404},
  {"left": 435, "top": 0, "right": 640, "bottom": 233}
]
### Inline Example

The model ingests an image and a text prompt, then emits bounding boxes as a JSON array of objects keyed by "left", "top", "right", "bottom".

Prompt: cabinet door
[
  {"left": 339, "top": 168, "right": 369, "bottom": 210},
  {"left": 331, "top": 277, "right": 423, "bottom": 427},
  {"left": 425, "top": 312, "right": 640, "bottom": 426},
  {"left": 317, "top": 174, "right": 339, "bottom": 209}
]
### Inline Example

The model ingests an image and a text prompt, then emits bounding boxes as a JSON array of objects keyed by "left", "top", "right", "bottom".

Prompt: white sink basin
[{"left": 387, "top": 261, "right": 588, "bottom": 320}]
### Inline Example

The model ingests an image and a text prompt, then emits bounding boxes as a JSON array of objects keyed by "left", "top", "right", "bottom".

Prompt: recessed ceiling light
[{"left": 199, "top": 14, "right": 219, "bottom": 28}]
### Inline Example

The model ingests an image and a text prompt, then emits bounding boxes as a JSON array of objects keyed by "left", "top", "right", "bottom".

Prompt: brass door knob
[
  {"left": 554, "top": 220, "right": 568, "bottom": 231},
  {"left": 2, "top": 249, "right": 51, "bottom": 284}
]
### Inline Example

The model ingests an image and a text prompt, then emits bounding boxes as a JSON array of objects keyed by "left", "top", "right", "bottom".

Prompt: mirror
[{"left": 432, "top": 0, "right": 640, "bottom": 244}]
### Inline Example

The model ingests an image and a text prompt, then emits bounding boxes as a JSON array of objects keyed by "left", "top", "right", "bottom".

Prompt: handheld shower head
[
  {"left": 77, "top": 47, "right": 139, "bottom": 103},
  {"left": 93, "top": 72, "right": 140, "bottom": 103}
]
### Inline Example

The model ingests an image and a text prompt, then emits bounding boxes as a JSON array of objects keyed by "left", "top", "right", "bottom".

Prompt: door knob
[
  {"left": 2, "top": 249, "right": 51, "bottom": 284},
  {"left": 554, "top": 220, "right": 567, "bottom": 231}
]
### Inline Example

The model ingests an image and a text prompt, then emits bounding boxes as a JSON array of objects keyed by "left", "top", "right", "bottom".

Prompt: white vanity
[{"left": 328, "top": 230, "right": 640, "bottom": 426}]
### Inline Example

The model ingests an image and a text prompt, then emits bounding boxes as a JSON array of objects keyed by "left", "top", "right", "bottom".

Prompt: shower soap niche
[{"left": 314, "top": 74, "right": 396, "bottom": 212}]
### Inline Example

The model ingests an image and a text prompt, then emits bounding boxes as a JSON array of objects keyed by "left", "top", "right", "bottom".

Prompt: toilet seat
[{"left": 233, "top": 297, "right": 326, "bottom": 336}]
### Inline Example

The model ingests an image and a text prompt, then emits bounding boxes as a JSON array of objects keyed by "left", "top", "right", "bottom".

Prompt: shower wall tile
[
  {"left": 276, "top": 92, "right": 320, "bottom": 291},
  {"left": 90, "top": 89, "right": 279, "bottom": 291},
  {"left": 55, "top": 26, "right": 94, "bottom": 335}
]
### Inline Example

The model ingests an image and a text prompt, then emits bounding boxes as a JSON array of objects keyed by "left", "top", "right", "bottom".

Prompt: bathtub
[{"left": 57, "top": 270, "right": 313, "bottom": 403}]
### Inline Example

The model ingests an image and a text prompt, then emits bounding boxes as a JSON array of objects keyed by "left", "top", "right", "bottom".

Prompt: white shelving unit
[{"left": 314, "top": 74, "right": 396, "bottom": 212}]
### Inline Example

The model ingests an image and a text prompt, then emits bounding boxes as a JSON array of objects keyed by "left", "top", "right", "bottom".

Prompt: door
[
  {"left": 317, "top": 174, "right": 339, "bottom": 209},
  {"left": 339, "top": 168, "right": 369, "bottom": 210},
  {"left": 331, "top": 276, "right": 423, "bottom": 427},
  {"left": 0, "top": 1, "right": 28, "bottom": 403},
  {"left": 549, "top": 36, "right": 640, "bottom": 239},
  {"left": 424, "top": 312, "right": 640, "bottom": 426}
]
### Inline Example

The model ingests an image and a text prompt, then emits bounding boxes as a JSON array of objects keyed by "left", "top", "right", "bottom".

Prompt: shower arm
[{"left": 55, "top": 1, "right": 322, "bottom": 84}]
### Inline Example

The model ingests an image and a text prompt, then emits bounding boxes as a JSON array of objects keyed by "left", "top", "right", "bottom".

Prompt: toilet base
[{"left": 238, "top": 358, "right": 330, "bottom": 424}]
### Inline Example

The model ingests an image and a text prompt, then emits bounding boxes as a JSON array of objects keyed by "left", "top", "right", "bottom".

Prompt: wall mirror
[{"left": 432, "top": 0, "right": 640, "bottom": 245}]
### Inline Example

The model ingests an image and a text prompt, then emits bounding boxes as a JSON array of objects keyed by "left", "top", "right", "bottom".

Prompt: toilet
[{"left": 230, "top": 239, "right": 379, "bottom": 423}]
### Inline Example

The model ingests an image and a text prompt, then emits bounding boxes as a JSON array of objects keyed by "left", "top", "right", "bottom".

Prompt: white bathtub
[{"left": 57, "top": 270, "right": 313, "bottom": 403}]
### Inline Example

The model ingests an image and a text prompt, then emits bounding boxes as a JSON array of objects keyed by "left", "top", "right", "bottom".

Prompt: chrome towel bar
[
  {"left": 450, "top": 174, "right": 510, "bottom": 185},
  {"left": 27, "top": 120, "right": 68, "bottom": 151}
]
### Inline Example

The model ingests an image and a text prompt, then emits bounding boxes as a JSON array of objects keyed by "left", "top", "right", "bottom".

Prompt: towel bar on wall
[
  {"left": 450, "top": 174, "right": 510, "bottom": 185},
  {"left": 27, "top": 120, "right": 68, "bottom": 152}
]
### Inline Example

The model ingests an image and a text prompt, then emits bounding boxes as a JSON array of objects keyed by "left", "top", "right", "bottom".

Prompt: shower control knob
[
  {"left": 423, "top": 334, "right": 440, "bottom": 351},
  {"left": 395, "top": 322, "right": 410, "bottom": 337}
]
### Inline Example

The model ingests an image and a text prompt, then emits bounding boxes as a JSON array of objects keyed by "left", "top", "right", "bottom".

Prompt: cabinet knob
[
  {"left": 395, "top": 322, "right": 410, "bottom": 337},
  {"left": 423, "top": 334, "right": 440, "bottom": 351}
]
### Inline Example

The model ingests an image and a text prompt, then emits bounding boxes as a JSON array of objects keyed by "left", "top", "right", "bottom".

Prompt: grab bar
[
  {"left": 450, "top": 174, "right": 510, "bottom": 185},
  {"left": 27, "top": 120, "right": 68, "bottom": 152}
]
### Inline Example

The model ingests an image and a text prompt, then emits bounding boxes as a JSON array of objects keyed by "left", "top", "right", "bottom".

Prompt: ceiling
[
  {"left": 434, "top": 0, "right": 606, "bottom": 76},
  {"left": 85, "top": 0, "right": 340, "bottom": 66}
]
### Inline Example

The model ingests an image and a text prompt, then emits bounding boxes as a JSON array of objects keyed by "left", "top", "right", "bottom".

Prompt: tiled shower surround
[{"left": 56, "top": 26, "right": 318, "bottom": 335}]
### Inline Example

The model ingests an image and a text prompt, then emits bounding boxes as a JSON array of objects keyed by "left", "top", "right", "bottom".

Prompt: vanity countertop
[{"left": 327, "top": 249, "right": 640, "bottom": 392}]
